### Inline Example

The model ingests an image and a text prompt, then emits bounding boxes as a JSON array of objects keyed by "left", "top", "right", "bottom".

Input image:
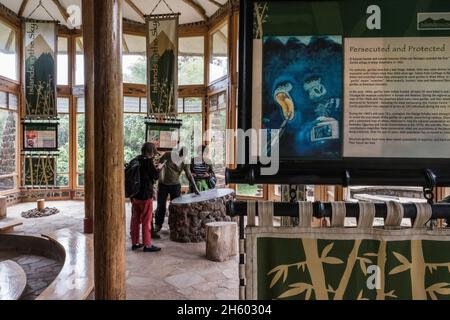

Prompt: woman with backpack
[{"left": 129, "top": 142, "right": 162, "bottom": 252}]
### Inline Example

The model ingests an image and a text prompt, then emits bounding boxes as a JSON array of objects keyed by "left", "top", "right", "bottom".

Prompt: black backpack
[{"left": 124, "top": 156, "right": 141, "bottom": 198}]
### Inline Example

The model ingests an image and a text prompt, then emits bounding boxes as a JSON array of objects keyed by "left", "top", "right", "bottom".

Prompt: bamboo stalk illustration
[
  {"left": 334, "top": 239, "right": 362, "bottom": 300},
  {"left": 302, "top": 239, "right": 329, "bottom": 300},
  {"left": 376, "top": 241, "right": 387, "bottom": 300},
  {"left": 410, "top": 240, "right": 427, "bottom": 300}
]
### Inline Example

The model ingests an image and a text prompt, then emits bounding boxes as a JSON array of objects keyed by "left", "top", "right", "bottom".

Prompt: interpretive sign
[{"left": 230, "top": 0, "right": 450, "bottom": 185}]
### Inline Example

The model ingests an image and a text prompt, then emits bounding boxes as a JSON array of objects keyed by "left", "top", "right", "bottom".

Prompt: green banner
[
  {"left": 245, "top": 229, "right": 450, "bottom": 300},
  {"left": 147, "top": 16, "right": 179, "bottom": 115},
  {"left": 24, "top": 21, "right": 57, "bottom": 117}
]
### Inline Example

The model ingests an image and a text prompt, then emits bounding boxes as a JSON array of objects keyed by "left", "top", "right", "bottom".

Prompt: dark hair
[{"left": 141, "top": 142, "right": 158, "bottom": 157}]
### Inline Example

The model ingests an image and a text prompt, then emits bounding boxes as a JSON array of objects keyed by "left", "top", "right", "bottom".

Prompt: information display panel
[{"left": 230, "top": 0, "right": 450, "bottom": 186}]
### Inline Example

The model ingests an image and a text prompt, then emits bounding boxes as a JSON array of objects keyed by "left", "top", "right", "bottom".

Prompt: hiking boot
[{"left": 143, "top": 245, "right": 161, "bottom": 252}]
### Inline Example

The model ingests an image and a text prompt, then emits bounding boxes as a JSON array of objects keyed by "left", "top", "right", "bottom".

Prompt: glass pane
[
  {"left": 77, "top": 114, "right": 85, "bottom": 178},
  {"left": 208, "top": 109, "right": 227, "bottom": 186},
  {"left": 178, "top": 36, "right": 204, "bottom": 85},
  {"left": 56, "top": 174, "right": 69, "bottom": 187},
  {"left": 57, "top": 113, "right": 70, "bottom": 186},
  {"left": 178, "top": 98, "right": 184, "bottom": 113},
  {"left": 57, "top": 37, "right": 69, "bottom": 85},
  {"left": 78, "top": 174, "right": 85, "bottom": 187},
  {"left": 124, "top": 114, "right": 146, "bottom": 163},
  {"left": 184, "top": 97, "right": 202, "bottom": 113},
  {"left": 209, "top": 23, "right": 228, "bottom": 83},
  {"left": 124, "top": 96, "right": 140, "bottom": 113},
  {"left": 77, "top": 97, "right": 85, "bottom": 113},
  {"left": 141, "top": 97, "right": 147, "bottom": 114},
  {"left": 218, "top": 92, "right": 226, "bottom": 110},
  {"left": 9, "top": 93, "right": 17, "bottom": 110},
  {"left": 178, "top": 113, "right": 203, "bottom": 187},
  {"left": 236, "top": 184, "right": 264, "bottom": 197},
  {"left": 123, "top": 34, "right": 146, "bottom": 84},
  {"left": 0, "top": 110, "right": 17, "bottom": 179},
  {"left": 0, "top": 176, "right": 15, "bottom": 191},
  {"left": 0, "top": 20, "right": 17, "bottom": 80},
  {"left": 75, "top": 37, "right": 84, "bottom": 85},
  {"left": 0, "top": 91, "right": 6, "bottom": 108},
  {"left": 209, "top": 94, "right": 218, "bottom": 111},
  {"left": 57, "top": 97, "right": 69, "bottom": 114},
  {"left": 178, "top": 113, "right": 203, "bottom": 158}
]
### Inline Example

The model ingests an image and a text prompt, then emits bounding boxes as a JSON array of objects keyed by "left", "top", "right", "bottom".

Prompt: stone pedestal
[
  {"left": 0, "top": 196, "right": 6, "bottom": 220},
  {"left": 169, "top": 188, "right": 235, "bottom": 243}
]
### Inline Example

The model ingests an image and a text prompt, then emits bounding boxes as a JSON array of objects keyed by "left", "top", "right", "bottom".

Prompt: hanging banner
[
  {"left": 24, "top": 21, "right": 57, "bottom": 117},
  {"left": 246, "top": 228, "right": 450, "bottom": 300},
  {"left": 146, "top": 15, "right": 179, "bottom": 115},
  {"left": 24, "top": 156, "right": 56, "bottom": 186}
]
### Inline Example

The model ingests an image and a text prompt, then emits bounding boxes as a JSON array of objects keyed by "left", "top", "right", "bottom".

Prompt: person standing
[
  {"left": 154, "top": 147, "right": 200, "bottom": 233},
  {"left": 190, "top": 145, "right": 216, "bottom": 193},
  {"left": 130, "top": 142, "right": 162, "bottom": 252}
]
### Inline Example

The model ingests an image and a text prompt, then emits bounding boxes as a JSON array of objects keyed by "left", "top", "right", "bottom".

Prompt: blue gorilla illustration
[{"left": 262, "top": 36, "right": 342, "bottom": 159}]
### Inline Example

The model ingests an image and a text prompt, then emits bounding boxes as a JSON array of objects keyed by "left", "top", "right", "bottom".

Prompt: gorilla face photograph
[{"left": 262, "top": 36, "right": 343, "bottom": 160}]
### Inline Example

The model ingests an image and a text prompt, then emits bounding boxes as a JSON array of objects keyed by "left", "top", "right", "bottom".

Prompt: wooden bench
[
  {"left": 0, "top": 260, "right": 27, "bottom": 300},
  {"left": 0, "top": 218, "right": 23, "bottom": 233},
  {"left": 36, "top": 229, "right": 94, "bottom": 300}
]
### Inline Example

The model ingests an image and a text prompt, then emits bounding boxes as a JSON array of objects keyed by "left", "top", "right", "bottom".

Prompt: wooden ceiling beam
[
  {"left": 124, "top": 0, "right": 145, "bottom": 21},
  {"left": 18, "top": 0, "right": 30, "bottom": 17},
  {"left": 50, "top": 0, "right": 70, "bottom": 23},
  {"left": 182, "top": 0, "right": 208, "bottom": 21},
  {"left": 205, "top": 0, "right": 223, "bottom": 8}
]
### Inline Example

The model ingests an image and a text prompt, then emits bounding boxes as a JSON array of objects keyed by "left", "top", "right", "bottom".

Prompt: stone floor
[{"left": 6, "top": 200, "right": 239, "bottom": 300}]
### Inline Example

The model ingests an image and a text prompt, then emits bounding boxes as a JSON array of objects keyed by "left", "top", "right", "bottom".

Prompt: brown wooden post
[
  {"left": 93, "top": 0, "right": 126, "bottom": 300},
  {"left": 82, "top": 0, "right": 95, "bottom": 234}
]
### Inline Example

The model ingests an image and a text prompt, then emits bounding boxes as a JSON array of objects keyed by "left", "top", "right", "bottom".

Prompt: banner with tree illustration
[
  {"left": 146, "top": 16, "right": 178, "bottom": 115},
  {"left": 245, "top": 228, "right": 450, "bottom": 300},
  {"left": 24, "top": 21, "right": 57, "bottom": 117}
]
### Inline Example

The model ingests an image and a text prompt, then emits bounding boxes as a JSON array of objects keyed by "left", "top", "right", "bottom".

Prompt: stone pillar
[
  {"left": 82, "top": 0, "right": 95, "bottom": 234},
  {"left": 93, "top": 0, "right": 126, "bottom": 300}
]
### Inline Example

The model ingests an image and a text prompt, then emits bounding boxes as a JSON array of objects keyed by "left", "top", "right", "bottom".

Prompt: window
[
  {"left": 0, "top": 20, "right": 18, "bottom": 80},
  {"left": 57, "top": 37, "right": 69, "bottom": 85},
  {"left": 76, "top": 98, "right": 85, "bottom": 186},
  {"left": 57, "top": 98, "right": 70, "bottom": 187},
  {"left": 209, "top": 23, "right": 228, "bottom": 83},
  {"left": 123, "top": 34, "right": 146, "bottom": 84},
  {"left": 177, "top": 97, "right": 203, "bottom": 187},
  {"left": 123, "top": 96, "right": 147, "bottom": 163},
  {"left": 75, "top": 37, "right": 84, "bottom": 85},
  {"left": 179, "top": 36, "right": 204, "bottom": 85},
  {"left": 0, "top": 91, "right": 18, "bottom": 191},
  {"left": 236, "top": 184, "right": 264, "bottom": 197},
  {"left": 208, "top": 92, "right": 227, "bottom": 186}
]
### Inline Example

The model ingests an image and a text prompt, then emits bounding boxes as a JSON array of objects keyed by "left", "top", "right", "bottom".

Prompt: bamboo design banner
[
  {"left": 246, "top": 228, "right": 450, "bottom": 300},
  {"left": 147, "top": 16, "right": 178, "bottom": 115},
  {"left": 24, "top": 21, "right": 57, "bottom": 117},
  {"left": 24, "top": 156, "right": 56, "bottom": 186}
]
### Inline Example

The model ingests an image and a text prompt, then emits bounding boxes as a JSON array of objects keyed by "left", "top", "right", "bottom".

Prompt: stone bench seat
[
  {"left": 36, "top": 229, "right": 94, "bottom": 300},
  {"left": 0, "top": 260, "right": 27, "bottom": 300}
]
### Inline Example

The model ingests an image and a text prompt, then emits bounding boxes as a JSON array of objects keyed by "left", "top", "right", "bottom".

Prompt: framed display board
[
  {"left": 23, "top": 123, "right": 58, "bottom": 151},
  {"left": 145, "top": 121, "right": 182, "bottom": 151},
  {"left": 23, "top": 156, "right": 56, "bottom": 186},
  {"left": 227, "top": 0, "right": 450, "bottom": 186}
]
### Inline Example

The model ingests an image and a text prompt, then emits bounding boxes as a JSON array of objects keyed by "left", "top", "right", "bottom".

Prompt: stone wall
[{"left": 0, "top": 112, "right": 17, "bottom": 191}]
